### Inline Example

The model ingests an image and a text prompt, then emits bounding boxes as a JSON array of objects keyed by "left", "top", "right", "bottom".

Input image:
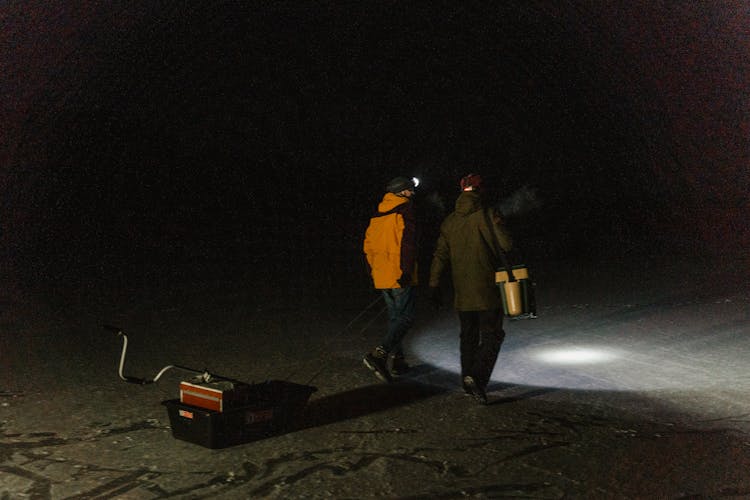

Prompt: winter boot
[
  {"left": 363, "top": 346, "right": 392, "bottom": 383},
  {"left": 389, "top": 354, "right": 410, "bottom": 376},
  {"left": 463, "top": 375, "right": 487, "bottom": 405}
]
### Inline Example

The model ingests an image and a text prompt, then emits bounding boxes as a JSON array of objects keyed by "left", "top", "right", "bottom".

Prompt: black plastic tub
[{"left": 163, "top": 380, "right": 317, "bottom": 448}]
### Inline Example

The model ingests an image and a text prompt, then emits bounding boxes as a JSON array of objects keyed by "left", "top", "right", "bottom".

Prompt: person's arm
[
  {"left": 429, "top": 229, "right": 450, "bottom": 288},
  {"left": 490, "top": 208, "right": 513, "bottom": 252},
  {"left": 399, "top": 202, "right": 418, "bottom": 281},
  {"left": 363, "top": 221, "right": 376, "bottom": 270}
]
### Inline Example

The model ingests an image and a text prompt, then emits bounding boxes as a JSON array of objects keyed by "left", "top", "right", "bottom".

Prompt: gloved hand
[
  {"left": 428, "top": 286, "right": 442, "bottom": 310},
  {"left": 397, "top": 274, "right": 411, "bottom": 287}
]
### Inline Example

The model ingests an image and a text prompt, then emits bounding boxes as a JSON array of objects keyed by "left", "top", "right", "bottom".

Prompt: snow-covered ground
[{"left": 2, "top": 253, "right": 750, "bottom": 498}]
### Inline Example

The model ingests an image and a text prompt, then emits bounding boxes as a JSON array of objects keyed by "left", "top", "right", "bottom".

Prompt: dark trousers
[
  {"left": 380, "top": 286, "right": 415, "bottom": 356},
  {"left": 458, "top": 309, "right": 505, "bottom": 390}
]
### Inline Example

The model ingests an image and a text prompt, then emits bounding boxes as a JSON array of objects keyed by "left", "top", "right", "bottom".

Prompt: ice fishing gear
[
  {"left": 481, "top": 210, "right": 537, "bottom": 318},
  {"left": 104, "top": 324, "right": 218, "bottom": 385},
  {"left": 104, "top": 324, "right": 316, "bottom": 448},
  {"left": 495, "top": 265, "right": 536, "bottom": 318},
  {"left": 339, "top": 294, "right": 386, "bottom": 336},
  {"left": 298, "top": 293, "right": 387, "bottom": 386}
]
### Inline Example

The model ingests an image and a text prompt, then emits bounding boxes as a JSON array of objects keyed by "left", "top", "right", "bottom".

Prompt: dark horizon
[{"left": 2, "top": 1, "right": 748, "bottom": 290}]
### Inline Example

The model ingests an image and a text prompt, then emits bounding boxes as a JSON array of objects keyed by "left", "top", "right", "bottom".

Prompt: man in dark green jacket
[{"left": 428, "top": 173, "right": 512, "bottom": 404}]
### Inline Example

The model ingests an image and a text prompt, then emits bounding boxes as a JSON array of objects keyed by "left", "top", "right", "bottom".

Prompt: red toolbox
[
  {"left": 179, "top": 380, "right": 257, "bottom": 412},
  {"left": 164, "top": 380, "right": 317, "bottom": 448}
]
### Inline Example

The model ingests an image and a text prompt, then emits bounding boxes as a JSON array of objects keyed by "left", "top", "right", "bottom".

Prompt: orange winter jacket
[{"left": 363, "top": 193, "right": 418, "bottom": 289}]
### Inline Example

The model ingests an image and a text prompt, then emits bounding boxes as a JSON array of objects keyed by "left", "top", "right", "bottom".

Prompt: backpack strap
[{"left": 482, "top": 207, "right": 516, "bottom": 282}]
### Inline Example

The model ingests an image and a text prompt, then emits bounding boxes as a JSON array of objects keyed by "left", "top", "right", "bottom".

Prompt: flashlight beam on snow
[{"left": 531, "top": 347, "right": 619, "bottom": 365}]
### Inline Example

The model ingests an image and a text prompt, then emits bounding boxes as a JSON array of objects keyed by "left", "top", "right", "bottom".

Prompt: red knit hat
[{"left": 460, "top": 173, "right": 482, "bottom": 192}]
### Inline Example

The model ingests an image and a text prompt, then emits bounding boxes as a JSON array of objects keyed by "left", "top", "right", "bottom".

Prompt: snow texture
[{"left": 2, "top": 254, "right": 750, "bottom": 498}]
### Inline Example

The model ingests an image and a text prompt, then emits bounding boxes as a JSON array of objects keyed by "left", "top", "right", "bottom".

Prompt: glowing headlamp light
[{"left": 412, "top": 177, "right": 420, "bottom": 188}]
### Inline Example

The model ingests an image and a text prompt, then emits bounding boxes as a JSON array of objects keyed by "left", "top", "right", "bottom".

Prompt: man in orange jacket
[{"left": 362, "top": 176, "right": 419, "bottom": 383}]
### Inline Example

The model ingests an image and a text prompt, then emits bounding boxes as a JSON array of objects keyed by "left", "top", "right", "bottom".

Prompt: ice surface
[{"left": 2, "top": 254, "right": 750, "bottom": 497}]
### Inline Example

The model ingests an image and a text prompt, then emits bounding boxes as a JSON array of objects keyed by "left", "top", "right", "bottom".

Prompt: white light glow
[
  {"left": 404, "top": 260, "right": 750, "bottom": 398},
  {"left": 412, "top": 177, "right": 420, "bottom": 188},
  {"left": 532, "top": 347, "right": 619, "bottom": 365},
  {"left": 406, "top": 323, "right": 641, "bottom": 391}
]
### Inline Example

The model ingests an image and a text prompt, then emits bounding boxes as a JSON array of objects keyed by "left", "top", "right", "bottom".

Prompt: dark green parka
[{"left": 428, "top": 191, "right": 512, "bottom": 311}]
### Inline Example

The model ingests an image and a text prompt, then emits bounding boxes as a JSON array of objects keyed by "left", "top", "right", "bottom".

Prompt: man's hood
[
  {"left": 454, "top": 191, "right": 482, "bottom": 216},
  {"left": 378, "top": 192, "right": 409, "bottom": 213}
]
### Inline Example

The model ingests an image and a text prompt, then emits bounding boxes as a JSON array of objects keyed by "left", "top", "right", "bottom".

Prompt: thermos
[
  {"left": 503, "top": 280, "right": 523, "bottom": 316},
  {"left": 496, "top": 266, "right": 530, "bottom": 317}
]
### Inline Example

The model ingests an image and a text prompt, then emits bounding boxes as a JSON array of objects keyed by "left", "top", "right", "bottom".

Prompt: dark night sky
[{"left": 1, "top": 1, "right": 748, "bottom": 288}]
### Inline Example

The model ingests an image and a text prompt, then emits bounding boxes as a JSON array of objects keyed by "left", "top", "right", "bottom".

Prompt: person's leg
[
  {"left": 459, "top": 310, "right": 489, "bottom": 404},
  {"left": 379, "top": 286, "right": 415, "bottom": 353},
  {"left": 476, "top": 309, "right": 505, "bottom": 390},
  {"left": 458, "top": 311, "right": 479, "bottom": 383},
  {"left": 389, "top": 351, "right": 409, "bottom": 375},
  {"left": 389, "top": 342, "right": 410, "bottom": 375},
  {"left": 364, "top": 287, "right": 415, "bottom": 383}
]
